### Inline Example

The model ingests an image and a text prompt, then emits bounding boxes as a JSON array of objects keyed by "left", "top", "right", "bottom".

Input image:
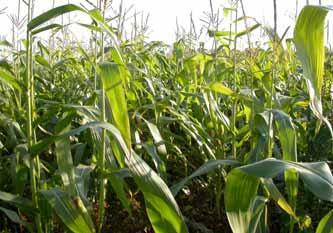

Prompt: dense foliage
[{"left": 0, "top": 1, "right": 333, "bottom": 233}]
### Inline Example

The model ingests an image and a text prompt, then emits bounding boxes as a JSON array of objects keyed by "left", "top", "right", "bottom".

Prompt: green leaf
[
  {"left": 77, "top": 23, "right": 102, "bottom": 32},
  {"left": 142, "top": 143, "right": 167, "bottom": 178},
  {"left": 0, "top": 207, "right": 33, "bottom": 232},
  {"left": 0, "top": 190, "right": 37, "bottom": 214},
  {"left": 261, "top": 178, "right": 297, "bottom": 218},
  {"left": 208, "top": 30, "right": 234, "bottom": 38},
  {"left": 41, "top": 188, "right": 95, "bottom": 233},
  {"left": 28, "top": 4, "right": 85, "bottom": 31},
  {"left": 55, "top": 113, "right": 77, "bottom": 197},
  {"left": 31, "top": 120, "right": 188, "bottom": 233},
  {"left": 226, "top": 158, "right": 333, "bottom": 232},
  {"left": 293, "top": 5, "right": 333, "bottom": 134},
  {"left": 144, "top": 119, "right": 167, "bottom": 155},
  {"left": 208, "top": 82, "right": 235, "bottom": 96},
  {"left": 31, "top": 23, "right": 62, "bottom": 36},
  {"left": 240, "top": 158, "right": 333, "bottom": 202},
  {"left": 128, "top": 152, "right": 188, "bottom": 233},
  {"left": 0, "top": 68, "right": 21, "bottom": 91},
  {"left": 225, "top": 169, "right": 261, "bottom": 233},
  {"left": 316, "top": 209, "right": 333, "bottom": 233},
  {"left": 236, "top": 24, "right": 261, "bottom": 38},
  {"left": 99, "top": 62, "right": 131, "bottom": 149},
  {"left": 270, "top": 109, "right": 299, "bottom": 215},
  {"left": 270, "top": 110, "right": 297, "bottom": 162},
  {"left": 171, "top": 159, "right": 238, "bottom": 196}
]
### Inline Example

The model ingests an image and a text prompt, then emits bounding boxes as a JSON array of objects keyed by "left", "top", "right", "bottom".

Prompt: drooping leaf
[
  {"left": 240, "top": 158, "right": 333, "bottom": 202},
  {"left": 99, "top": 61, "right": 188, "bottom": 232},
  {"left": 293, "top": 5, "right": 333, "bottom": 134},
  {"left": 0, "top": 190, "right": 37, "bottom": 214},
  {"left": 171, "top": 159, "right": 238, "bottom": 196},
  {"left": 28, "top": 4, "right": 85, "bottom": 31},
  {"left": 261, "top": 178, "right": 297, "bottom": 218},
  {"left": 31, "top": 23, "right": 62, "bottom": 35},
  {"left": 37, "top": 119, "right": 188, "bottom": 233}
]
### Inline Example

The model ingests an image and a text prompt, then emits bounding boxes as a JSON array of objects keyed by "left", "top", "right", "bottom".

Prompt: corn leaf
[
  {"left": 0, "top": 190, "right": 37, "bottom": 214},
  {"left": 316, "top": 209, "right": 333, "bottom": 233},
  {"left": 0, "top": 207, "right": 33, "bottom": 232},
  {"left": 240, "top": 158, "right": 333, "bottom": 202},
  {"left": 28, "top": 4, "right": 84, "bottom": 31},
  {"left": 171, "top": 159, "right": 238, "bottom": 196},
  {"left": 0, "top": 68, "right": 21, "bottom": 91},
  {"left": 99, "top": 62, "right": 188, "bottom": 232},
  {"left": 99, "top": 62, "right": 131, "bottom": 149},
  {"left": 293, "top": 5, "right": 333, "bottom": 134},
  {"left": 225, "top": 169, "right": 261, "bottom": 233},
  {"left": 55, "top": 113, "right": 77, "bottom": 197},
  {"left": 41, "top": 188, "right": 95, "bottom": 233}
]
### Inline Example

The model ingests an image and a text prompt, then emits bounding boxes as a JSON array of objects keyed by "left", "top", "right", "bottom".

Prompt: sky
[{"left": 0, "top": 0, "right": 332, "bottom": 46}]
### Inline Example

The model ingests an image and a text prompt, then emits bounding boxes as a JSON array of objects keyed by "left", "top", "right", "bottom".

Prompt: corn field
[{"left": 0, "top": 0, "right": 333, "bottom": 232}]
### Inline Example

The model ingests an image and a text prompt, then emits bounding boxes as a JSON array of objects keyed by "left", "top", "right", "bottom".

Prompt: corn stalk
[
  {"left": 25, "top": 0, "right": 42, "bottom": 232},
  {"left": 97, "top": 0, "right": 107, "bottom": 232}
]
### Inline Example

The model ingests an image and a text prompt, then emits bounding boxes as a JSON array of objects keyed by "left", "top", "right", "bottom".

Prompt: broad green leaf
[
  {"left": 28, "top": 4, "right": 85, "bottom": 31},
  {"left": 270, "top": 110, "right": 297, "bottom": 162},
  {"left": 55, "top": 113, "right": 77, "bottom": 196},
  {"left": 0, "top": 190, "right": 37, "bottom": 214},
  {"left": 99, "top": 60, "right": 187, "bottom": 232},
  {"left": 270, "top": 109, "right": 299, "bottom": 216},
  {"left": 240, "top": 158, "right": 333, "bottom": 202},
  {"left": 226, "top": 158, "right": 333, "bottom": 233},
  {"left": 316, "top": 209, "right": 333, "bottom": 233},
  {"left": 171, "top": 159, "right": 238, "bottom": 196},
  {"left": 225, "top": 169, "right": 260, "bottom": 233},
  {"left": 128, "top": 152, "right": 188, "bottom": 233},
  {"left": 99, "top": 62, "right": 131, "bottom": 149},
  {"left": 293, "top": 5, "right": 333, "bottom": 134},
  {"left": 60, "top": 121, "right": 188, "bottom": 232},
  {"left": 41, "top": 188, "right": 95, "bottom": 233},
  {"left": 0, "top": 68, "right": 21, "bottom": 91},
  {"left": 35, "top": 54, "right": 50, "bottom": 68},
  {"left": 38, "top": 120, "right": 188, "bottom": 233}
]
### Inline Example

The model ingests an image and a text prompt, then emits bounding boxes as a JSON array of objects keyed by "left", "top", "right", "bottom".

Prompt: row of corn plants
[{"left": 0, "top": 1, "right": 333, "bottom": 232}]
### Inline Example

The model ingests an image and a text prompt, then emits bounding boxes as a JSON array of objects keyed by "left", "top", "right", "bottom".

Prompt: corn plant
[{"left": 0, "top": 1, "right": 333, "bottom": 233}]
